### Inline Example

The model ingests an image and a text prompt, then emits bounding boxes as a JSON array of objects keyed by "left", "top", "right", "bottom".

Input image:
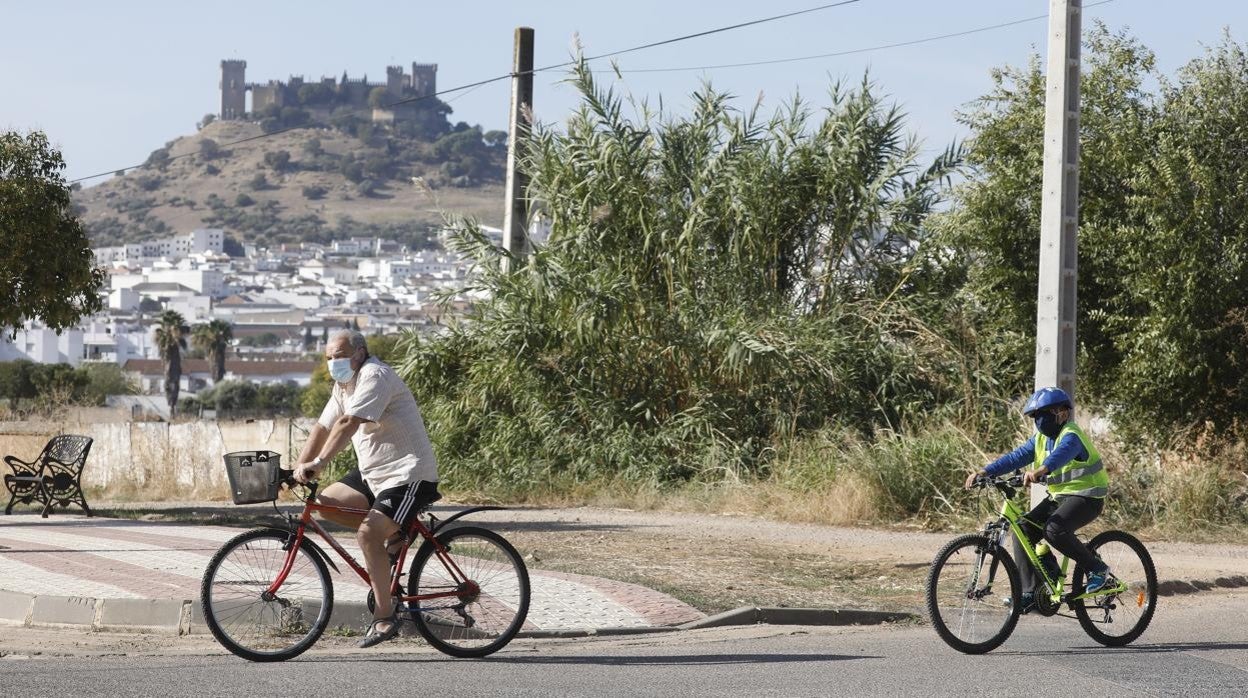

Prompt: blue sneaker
[
  {"left": 1005, "top": 591, "right": 1035, "bottom": 614},
  {"left": 1085, "top": 570, "right": 1113, "bottom": 594}
]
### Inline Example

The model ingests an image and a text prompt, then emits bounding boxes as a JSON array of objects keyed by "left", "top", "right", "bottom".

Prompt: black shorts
[{"left": 338, "top": 467, "right": 440, "bottom": 530}]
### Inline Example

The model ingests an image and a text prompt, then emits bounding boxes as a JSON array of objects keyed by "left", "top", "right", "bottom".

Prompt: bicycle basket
[{"left": 223, "top": 451, "right": 282, "bottom": 504}]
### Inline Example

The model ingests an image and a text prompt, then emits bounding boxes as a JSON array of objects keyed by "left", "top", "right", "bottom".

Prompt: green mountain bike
[{"left": 925, "top": 474, "right": 1157, "bottom": 654}]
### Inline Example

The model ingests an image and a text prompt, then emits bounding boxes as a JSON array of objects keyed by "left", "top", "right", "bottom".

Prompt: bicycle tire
[
  {"left": 200, "top": 528, "right": 333, "bottom": 662},
  {"left": 407, "top": 526, "right": 530, "bottom": 658},
  {"left": 1072, "top": 530, "right": 1157, "bottom": 647},
  {"left": 926, "top": 533, "right": 1022, "bottom": 654}
]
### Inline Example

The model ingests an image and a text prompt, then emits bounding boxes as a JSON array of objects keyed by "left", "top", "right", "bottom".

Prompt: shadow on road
[
  {"left": 998, "top": 640, "right": 1248, "bottom": 656},
  {"left": 353, "top": 652, "right": 880, "bottom": 666}
]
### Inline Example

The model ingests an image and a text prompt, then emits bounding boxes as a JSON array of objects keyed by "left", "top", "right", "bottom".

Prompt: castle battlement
[{"left": 219, "top": 60, "right": 438, "bottom": 121}]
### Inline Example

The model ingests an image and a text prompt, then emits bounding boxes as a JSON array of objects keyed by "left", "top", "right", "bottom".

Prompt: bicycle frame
[
  {"left": 980, "top": 479, "right": 1124, "bottom": 609},
  {"left": 265, "top": 488, "right": 491, "bottom": 611}
]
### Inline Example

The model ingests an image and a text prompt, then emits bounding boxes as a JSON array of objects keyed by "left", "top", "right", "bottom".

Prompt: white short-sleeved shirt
[{"left": 317, "top": 356, "right": 438, "bottom": 493}]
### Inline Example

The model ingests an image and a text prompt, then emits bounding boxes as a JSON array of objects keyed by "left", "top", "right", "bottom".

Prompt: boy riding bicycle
[{"left": 964, "top": 387, "right": 1114, "bottom": 612}]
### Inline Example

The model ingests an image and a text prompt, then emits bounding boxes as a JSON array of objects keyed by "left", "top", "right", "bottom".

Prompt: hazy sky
[{"left": 3, "top": 1, "right": 1244, "bottom": 184}]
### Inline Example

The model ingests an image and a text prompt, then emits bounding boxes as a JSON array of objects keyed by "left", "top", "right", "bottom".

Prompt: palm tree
[
  {"left": 153, "top": 310, "right": 189, "bottom": 416},
  {"left": 192, "top": 319, "right": 233, "bottom": 383}
]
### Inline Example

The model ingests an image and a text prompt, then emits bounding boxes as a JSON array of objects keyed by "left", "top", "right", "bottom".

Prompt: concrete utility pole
[
  {"left": 1035, "top": 0, "right": 1081, "bottom": 398},
  {"left": 502, "top": 27, "right": 535, "bottom": 272},
  {"left": 1034, "top": 0, "right": 1081, "bottom": 506}
]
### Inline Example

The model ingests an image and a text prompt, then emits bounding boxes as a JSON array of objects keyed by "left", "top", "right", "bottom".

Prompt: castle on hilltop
[{"left": 219, "top": 60, "right": 438, "bottom": 121}]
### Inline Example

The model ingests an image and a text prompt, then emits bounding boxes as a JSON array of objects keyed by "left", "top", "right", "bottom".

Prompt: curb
[
  {"left": 681, "top": 607, "right": 917, "bottom": 630},
  {"left": 2, "top": 574, "right": 1245, "bottom": 636}
]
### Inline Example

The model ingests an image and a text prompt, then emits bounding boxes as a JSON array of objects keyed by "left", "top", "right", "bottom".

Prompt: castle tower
[
  {"left": 411, "top": 62, "right": 437, "bottom": 99},
  {"left": 386, "top": 65, "right": 405, "bottom": 100},
  {"left": 220, "top": 60, "right": 247, "bottom": 120}
]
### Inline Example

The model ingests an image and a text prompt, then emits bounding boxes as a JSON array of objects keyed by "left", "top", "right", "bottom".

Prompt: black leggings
[{"left": 1013, "top": 494, "right": 1105, "bottom": 591}]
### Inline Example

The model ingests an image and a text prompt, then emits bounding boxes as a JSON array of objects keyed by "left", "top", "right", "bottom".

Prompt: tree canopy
[
  {"left": 938, "top": 25, "right": 1248, "bottom": 432},
  {"left": 0, "top": 131, "right": 105, "bottom": 334},
  {"left": 398, "top": 60, "right": 967, "bottom": 489}
]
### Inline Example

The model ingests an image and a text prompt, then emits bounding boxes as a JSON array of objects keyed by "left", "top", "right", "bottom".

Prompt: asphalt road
[{"left": 2, "top": 590, "right": 1245, "bottom": 696}]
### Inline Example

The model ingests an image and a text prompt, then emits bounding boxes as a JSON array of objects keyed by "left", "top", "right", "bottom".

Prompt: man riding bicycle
[
  {"left": 963, "top": 386, "right": 1113, "bottom": 612},
  {"left": 293, "top": 329, "right": 440, "bottom": 648}
]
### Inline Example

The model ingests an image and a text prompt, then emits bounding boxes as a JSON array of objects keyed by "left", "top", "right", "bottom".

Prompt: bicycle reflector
[{"left": 1137, "top": 590, "right": 1146, "bottom": 608}]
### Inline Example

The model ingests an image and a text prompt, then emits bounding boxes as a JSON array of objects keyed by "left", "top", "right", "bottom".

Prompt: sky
[{"left": 3, "top": 0, "right": 1246, "bottom": 185}]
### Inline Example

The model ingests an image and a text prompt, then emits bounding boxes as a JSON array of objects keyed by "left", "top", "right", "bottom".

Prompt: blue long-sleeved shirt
[{"left": 984, "top": 432, "right": 1087, "bottom": 477}]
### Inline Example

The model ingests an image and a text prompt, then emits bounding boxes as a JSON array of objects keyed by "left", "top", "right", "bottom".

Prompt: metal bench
[{"left": 3, "top": 434, "right": 94, "bottom": 518}]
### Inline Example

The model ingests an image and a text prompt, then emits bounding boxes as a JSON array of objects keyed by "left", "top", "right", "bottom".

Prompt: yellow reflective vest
[{"left": 1034, "top": 421, "right": 1109, "bottom": 499}]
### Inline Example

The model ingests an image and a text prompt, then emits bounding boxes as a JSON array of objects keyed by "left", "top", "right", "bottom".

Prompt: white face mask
[{"left": 328, "top": 357, "right": 355, "bottom": 384}]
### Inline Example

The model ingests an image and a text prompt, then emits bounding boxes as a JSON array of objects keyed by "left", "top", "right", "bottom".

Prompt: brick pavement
[{"left": 0, "top": 513, "right": 705, "bottom": 634}]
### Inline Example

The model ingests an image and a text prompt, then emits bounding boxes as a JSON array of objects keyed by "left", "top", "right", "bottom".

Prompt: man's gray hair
[{"left": 329, "top": 329, "right": 368, "bottom": 352}]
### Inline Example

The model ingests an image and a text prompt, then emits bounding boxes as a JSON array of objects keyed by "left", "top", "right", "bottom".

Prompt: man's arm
[{"left": 294, "top": 415, "right": 371, "bottom": 483}]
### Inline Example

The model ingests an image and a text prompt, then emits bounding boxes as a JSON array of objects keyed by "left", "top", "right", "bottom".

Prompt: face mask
[
  {"left": 328, "top": 357, "right": 355, "bottom": 384},
  {"left": 1034, "top": 411, "right": 1064, "bottom": 438}
]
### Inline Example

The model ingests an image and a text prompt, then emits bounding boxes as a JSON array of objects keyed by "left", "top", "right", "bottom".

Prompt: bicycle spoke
[
  {"left": 926, "top": 534, "right": 1019, "bottom": 654},
  {"left": 201, "top": 530, "right": 333, "bottom": 662},
  {"left": 1073, "top": 530, "right": 1157, "bottom": 646},
  {"left": 408, "top": 527, "right": 530, "bottom": 657}
]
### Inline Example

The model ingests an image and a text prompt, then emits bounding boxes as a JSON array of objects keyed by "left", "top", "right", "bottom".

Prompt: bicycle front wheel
[
  {"left": 1073, "top": 530, "right": 1157, "bottom": 647},
  {"left": 926, "top": 533, "right": 1022, "bottom": 654},
  {"left": 407, "top": 526, "right": 530, "bottom": 658},
  {"left": 200, "top": 529, "right": 333, "bottom": 662}
]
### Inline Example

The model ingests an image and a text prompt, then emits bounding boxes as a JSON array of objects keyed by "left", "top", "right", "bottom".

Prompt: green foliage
[
  {"left": 199, "top": 138, "right": 223, "bottom": 161},
  {"left": 192, "top": 320, "right": 233, "bottom": 382},
  {"left": 238, "top": 331, "right": 282, "bottom": 347},
  {"left": 0, "top": 360, "right": 136, "bottom": 408},
  {"left": 145, "top": 147, "right": 170, "bottom": 170},
  {"left": 940, "top": 25, "right": 1248, "bottom": 434},
  {"left": 397, "top": 60, "right": 970, "bottom": 491},
  {"left": 0, "top": 131, "right": 106, "bottom": 333},
  {"left": 235, "top": 193, "right": 255, "bottom": 207},
  {"left": 197, "top": 379, "right": 302, "bottom": 417},
  {"left": 264, "top": 150, "right": 292, "bottom": 172},
  {"left": 154, "top": 311, "right": 189, "bottom": 414}
]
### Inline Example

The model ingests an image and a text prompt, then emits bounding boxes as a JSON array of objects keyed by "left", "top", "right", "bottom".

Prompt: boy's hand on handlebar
[
  {"left": 1022, "top": 468, "right": 1048, "bottom": 486},
  {"left": 964, "top": 469, "right": 987, "bottom": 489}
]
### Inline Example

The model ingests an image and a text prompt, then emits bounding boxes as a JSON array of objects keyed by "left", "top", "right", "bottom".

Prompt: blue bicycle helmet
[{"left": 1023, "top": 386, "right": 1072, "bottom": 416}]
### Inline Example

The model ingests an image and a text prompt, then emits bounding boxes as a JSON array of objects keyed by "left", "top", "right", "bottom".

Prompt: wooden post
[{"left": 502, "top": 27, "right": 535, "bottom": 272}]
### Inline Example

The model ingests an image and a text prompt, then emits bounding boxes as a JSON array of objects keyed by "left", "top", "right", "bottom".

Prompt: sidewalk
[{"left": 0, "top": 510, "right": 707, "bottom": 636}]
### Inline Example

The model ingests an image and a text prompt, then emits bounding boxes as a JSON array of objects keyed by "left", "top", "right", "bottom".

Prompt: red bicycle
[{"left": 200, "top": 453, "right": 530, "bottom": 662}]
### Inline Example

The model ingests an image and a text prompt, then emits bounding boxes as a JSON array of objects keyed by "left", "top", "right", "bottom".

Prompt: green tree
[
  {"left": 0, "top": 131, "right": 106, "bottom": 333},
  {"left": 199, "top": 138, "right": 222, "bottom": 160},
  {"left": 397, "top": 60, "right": 962, "bottom": 487},
  {"left": 192, "top": 319, "right": 233, "bottom": 383},
  {"left": 154, "top": 310, "right": 189, "bottom": 416},
  {"left": 938, "top": 26, "right": 1248, "bottom": 431},
  {"left": 78, "top": 363, "right": 138, "bottom": 405},
  {"left": 145, "top": 147, "right": 170, "bottom": 170},
  {"left": 368, "top": 86, "right": 391, "bottom": 109},
  {"left": 264, "top": 150, "right": 292, "bottom": 172}
]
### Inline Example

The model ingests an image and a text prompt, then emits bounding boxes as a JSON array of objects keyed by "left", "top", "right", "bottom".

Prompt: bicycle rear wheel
[
  {"left": 200, "top": 528, "right": 333, "bottom": 662},
  {"left": 926, "top": 533, "right": 1021, "bottom": 654},
  {"left": 1072, "top": 530, "right": 1157, "bottom": 647},
  {"left": 407, "top": 526, "right": 530, "bottom": 658}
]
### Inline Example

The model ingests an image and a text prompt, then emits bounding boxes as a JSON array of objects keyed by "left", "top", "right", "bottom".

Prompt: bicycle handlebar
[{"left": 277, "top": 468, "right": 318, "bottom": 499}]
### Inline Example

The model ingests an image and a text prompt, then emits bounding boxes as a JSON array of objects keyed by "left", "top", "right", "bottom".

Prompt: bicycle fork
[{"left": 966, "top": 538, "right": 1002, "bottom": 601}]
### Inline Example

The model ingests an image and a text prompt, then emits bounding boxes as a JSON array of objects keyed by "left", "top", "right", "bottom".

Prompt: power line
[
  {"left": 71, "top": 0, "right": 867, "bottom": 183},
  {"left": 532, "top": 0, "right": 864, "bottom": 73},
  {"left": 613, "top": 0, "right": 1117, "bottom": 74}
]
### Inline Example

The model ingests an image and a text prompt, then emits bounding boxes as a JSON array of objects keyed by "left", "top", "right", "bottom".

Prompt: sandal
[{"left": 357, "top": 613, "right": 401, "bottom": 648}]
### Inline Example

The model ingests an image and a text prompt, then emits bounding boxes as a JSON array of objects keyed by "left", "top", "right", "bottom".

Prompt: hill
[{"left": 75, "top": 118, "right": 507, "bottom": 250}]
